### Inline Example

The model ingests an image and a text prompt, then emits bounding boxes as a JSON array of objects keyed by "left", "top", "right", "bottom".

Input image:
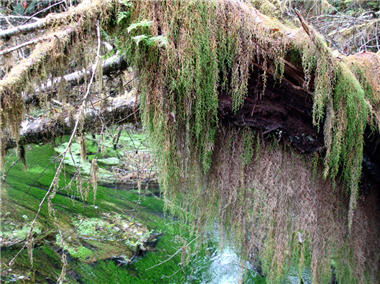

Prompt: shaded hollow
[{"left": 219, "top": 62, "right": 323, "bottom": 154}]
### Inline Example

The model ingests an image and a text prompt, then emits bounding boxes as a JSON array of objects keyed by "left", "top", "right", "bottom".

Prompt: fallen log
[
  {"left": 23, "top": 54, "right": 129, "bottom": 106},
  {"left": 36, "top": 54, "right": 128, "bottom": 93},
  {"left": 6, "top": 95, "right": 137, "bottom": 149}
]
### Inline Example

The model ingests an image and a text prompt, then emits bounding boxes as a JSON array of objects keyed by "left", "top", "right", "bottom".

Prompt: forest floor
[{"left": 0, "top": 130, "right": 199, "bottom": 283}]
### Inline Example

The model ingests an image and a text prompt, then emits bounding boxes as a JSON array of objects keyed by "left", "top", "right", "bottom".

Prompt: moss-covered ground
[{"left": 0, "top": 132, "right": 264, "bottom": 283}]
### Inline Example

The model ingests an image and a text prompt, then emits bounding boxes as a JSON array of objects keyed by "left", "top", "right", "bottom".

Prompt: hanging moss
[
  {"left": 241, "top": 128, "right": 254, "bottom": 166},
  {"left": 296, "top": 32, "right": 371, "bottom": 230},
  {"left": 345, "top": 52, "right": 380, "bottom": 131},
  {"left": 112, "top": 0, "right": 380, "bottom": 282}
]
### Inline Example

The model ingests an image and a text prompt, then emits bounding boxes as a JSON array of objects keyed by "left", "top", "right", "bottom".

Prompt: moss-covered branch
[
  {"left": 0, "top": 0, "right": 120, "bottom": 174},
  {"left": 0, "top": 0, "right": 115, "bottom": 39},
  {"left": 23, "top": 54, "right": 128, "bottom": 106}
]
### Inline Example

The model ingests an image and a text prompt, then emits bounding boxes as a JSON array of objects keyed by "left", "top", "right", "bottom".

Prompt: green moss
[
  {"left": 2, "top": 138, "right": 222, "bottom": 283},
  {"left": 297, "top": 34, "right": 370, "bottom": 231},
  {"left": 3, "top": 0, "right": 375, "bottom": 282},
  {"left": 69, "top": 246, "right": 94, "bottom": 261},
  {"left": 0, "top": 222, "right": 41, "bottom": 246},
  {"left": 1, "top": 245, "right": 62, "bottom": 283}
]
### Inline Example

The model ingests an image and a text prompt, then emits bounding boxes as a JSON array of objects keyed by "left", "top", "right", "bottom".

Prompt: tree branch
[
  {"left": 0, "top": 0, "right": 115, "bottom": 39},
  {"left": 0, "top": 26, "right": 75, "bottom": 94},
  {"left": 0, "top": 18, "right": 46, "bottom": 38},
  {"left": 0, "top": 35, "right": 50, "bottom": 56}
]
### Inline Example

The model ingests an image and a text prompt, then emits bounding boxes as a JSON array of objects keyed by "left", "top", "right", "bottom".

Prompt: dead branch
[
  {"left": 21, "top": 0, "right": 67, "bottom": 25},
  {"left": 309, "top": 11, "right": 380, "bottom": 54},
  {"left": 0, "top": 0, "right": 115, "bottom": 39},
  {"left": 22, "top": 54, "right": 129, "bottom": 106},
  {"left": 0, "top": 36, "right": 51, "bottom": 56},
  {"left": 0, "top": 18, "right": 46, "bottom": 38},
  {"left": 0, "top": 15, "right": 39, "bottom": 28},
  {"left": 145, "top": 236, "right": 200, "bottom": 271}
]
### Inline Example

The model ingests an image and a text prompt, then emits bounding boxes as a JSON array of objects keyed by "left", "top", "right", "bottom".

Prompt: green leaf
[
  {"left": 132, "top": 34, "right": 149, "bottom": 45},
  {"left": 117, "top": 11, "right": 131, "bottom": 24},
  {"left": 150, "top": 35, "right": 168, "bottom": 48},
  {"left": 127, "top": 20, "right": 153, "bottom": 33}
]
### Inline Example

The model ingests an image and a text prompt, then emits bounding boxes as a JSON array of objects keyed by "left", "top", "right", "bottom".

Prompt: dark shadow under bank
[{"left": 218, "top": 63, "right": 380, "bottom": 195}]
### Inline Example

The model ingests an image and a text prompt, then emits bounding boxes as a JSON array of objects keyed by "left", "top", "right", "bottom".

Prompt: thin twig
[
  {"left": 22, "top": 0, "right": 67, "bottom": 25},
  {"left": 0, "top": 15, "right": 38, "bottom": 21}
]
